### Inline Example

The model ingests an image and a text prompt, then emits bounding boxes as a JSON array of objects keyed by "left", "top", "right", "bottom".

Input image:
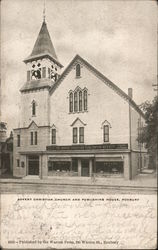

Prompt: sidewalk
[{"left": 0, "top": 172, "right": 157, "bottom": 189}]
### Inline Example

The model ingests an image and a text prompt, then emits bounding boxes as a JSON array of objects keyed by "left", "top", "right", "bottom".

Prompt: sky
[{"left": 1, "top": 0, "right": 157, "bottom": 135}]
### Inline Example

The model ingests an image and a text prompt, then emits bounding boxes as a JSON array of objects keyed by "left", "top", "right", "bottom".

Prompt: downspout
[{"left": 128, "top": 88, "right": 133, "bottom": 180}]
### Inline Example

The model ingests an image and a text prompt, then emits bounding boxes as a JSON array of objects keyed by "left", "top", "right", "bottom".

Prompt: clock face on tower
[{"left": 31, "top": 62, "right": 41, "bottom": 79}]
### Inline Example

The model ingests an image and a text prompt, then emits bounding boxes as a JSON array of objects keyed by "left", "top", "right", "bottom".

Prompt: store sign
[{"left": 46, "top": 144, "right": 128, "bottom": 151}]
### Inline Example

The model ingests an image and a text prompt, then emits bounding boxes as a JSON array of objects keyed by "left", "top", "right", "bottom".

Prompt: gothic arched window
[
  {"left": 32, "top": 101, "right": 36, "bottom": 116},
  {"left": 74, "top": 92, "right": 78, "bottom": 112},
  {"left": 52, "top": 128, "right": 56, "bottom": 144},
  {"left": 69, "top": 92, "right": 73, "bottom": 113},
  {"left": 76, "top": 64, "right": 81, "bottom": 77},
  {"left": 83, "top": 90, "right": 87, "bottom": 111},
  {"left": 79, "top": 91, "right": 82, "bottom": 111},
  {"left": 103, "top": 125, "right": 109, "bottom": 142}
]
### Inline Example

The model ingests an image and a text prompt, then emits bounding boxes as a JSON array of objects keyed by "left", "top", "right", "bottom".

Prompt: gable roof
[
  {"left": 49, "top": 54, "right": 145, "bottom": 118},
  {"left": 71, "top": 118, "right": 87, "bottom": 127},
  {"left": 14, "top": 121, "right": 50, "bottom": 130},
  {"left": 101, "top": 120, "right": 112, "bottom": 128},
  {"left": 28, "top": 120, "right": 38, "bottom": 129},
  {"left": 24, "top": 21, "right": 62, "bottom": 66}
]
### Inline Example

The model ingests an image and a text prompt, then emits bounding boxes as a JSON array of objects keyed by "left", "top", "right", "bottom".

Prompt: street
[{"left": 0, "top": 181, "right": 156, "bottom": 194}]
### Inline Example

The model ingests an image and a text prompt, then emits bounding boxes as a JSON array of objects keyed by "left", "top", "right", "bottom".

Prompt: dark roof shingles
[{"left": 25, "top": 21, "right": 58, "bottom": 61}]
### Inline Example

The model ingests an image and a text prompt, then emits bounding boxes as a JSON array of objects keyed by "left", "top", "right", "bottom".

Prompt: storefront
[
  {"left": 46, "top": 152, "right": 125, "bottom": 178},
  {"left": 48, "top": 156, "right": 78, "bottom": 176},
  {"left": 18, "top": 144, "right": 129, "bottom": 179}
]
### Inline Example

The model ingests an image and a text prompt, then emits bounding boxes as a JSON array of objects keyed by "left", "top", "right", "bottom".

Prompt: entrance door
[
  {"left": 81, "top": 159, "right": 89, "bottom": 176},
  {"left": 28, "top": 155, "right": 39, "bottom": 175}
]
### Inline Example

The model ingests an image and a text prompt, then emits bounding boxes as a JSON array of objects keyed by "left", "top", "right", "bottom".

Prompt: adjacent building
[
  {"left": 0, "top": 123, "right": 13, "bottom": 175},
  {"left": 13, "top": 19, "right": 148, "bottom": 180}
]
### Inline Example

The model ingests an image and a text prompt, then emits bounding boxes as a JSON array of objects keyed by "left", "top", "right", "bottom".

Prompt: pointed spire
[
  {"left": 24, "top": 6, "right": 63, "bottom": 68},
  {"left": 31, "top": 21, "right": 58, "bottom": 59}
]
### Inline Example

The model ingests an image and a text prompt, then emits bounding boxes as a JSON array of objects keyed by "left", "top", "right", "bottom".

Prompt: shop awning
[{"left": 95, "top": 155, "right": 123, "bottom": 162}]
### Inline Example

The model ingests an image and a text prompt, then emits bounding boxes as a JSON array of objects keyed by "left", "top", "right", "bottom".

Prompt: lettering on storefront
[{"left": 46, "top": 144, "right": 128, "bottom": 151}]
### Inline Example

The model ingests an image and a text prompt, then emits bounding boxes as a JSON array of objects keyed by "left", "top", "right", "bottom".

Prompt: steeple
[
  {"left": 24, "top": 21, "right": 61, "bottom": 65},
  {"left": 30, "top": 21, "right": 57, "bottom": 59},
  {"left": 23, "top": 18, "right": 63, "bottom": 87}
]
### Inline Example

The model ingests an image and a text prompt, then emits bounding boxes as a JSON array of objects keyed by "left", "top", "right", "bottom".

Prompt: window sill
[
  {"left": 69, "top": 110, "right": 88, "bottom": 114},
  {"left": 72, "top": 143, "right": 85, "bottom": 145}
]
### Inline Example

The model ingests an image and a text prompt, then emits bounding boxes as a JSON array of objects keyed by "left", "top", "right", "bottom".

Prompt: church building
[{"left": 13, "top": 19, "right": 147, "bottom": 180}]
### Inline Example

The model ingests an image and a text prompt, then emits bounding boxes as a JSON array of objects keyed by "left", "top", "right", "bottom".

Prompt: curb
[{"left": 0, "top": 179, "right": 157, "bottom": 190}]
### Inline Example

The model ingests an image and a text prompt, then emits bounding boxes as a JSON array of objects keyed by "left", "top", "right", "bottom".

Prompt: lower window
[
  {"left": 95, "top": 162, "right": 123, "bottom": 176},
  {"left": 48, "top": 160, "right": 78, "bottom": 176}
]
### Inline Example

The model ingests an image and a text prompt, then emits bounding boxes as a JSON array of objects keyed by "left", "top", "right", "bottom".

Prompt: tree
[{"left": 138, "top": 96, "right": 158, "bottom": 169}]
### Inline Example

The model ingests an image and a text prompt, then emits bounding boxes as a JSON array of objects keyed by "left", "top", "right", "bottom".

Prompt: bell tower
[
  {"left": 23, "top": 20, "right": 63, "bottom": 83},
  {"left": 20, "top": 17, "right": 63, "bottom": 128}
]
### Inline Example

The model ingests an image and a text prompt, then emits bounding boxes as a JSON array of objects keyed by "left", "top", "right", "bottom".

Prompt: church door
[
  {"left": 28, "top": 155, "right": 39, "bottom": 175},
  {"left": 81, "top": 159, "right": 89, "bottom": 176}
]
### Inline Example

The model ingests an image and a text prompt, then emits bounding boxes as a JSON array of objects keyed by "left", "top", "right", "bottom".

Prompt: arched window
[
  {"left": 32, "top": 101, "right": 36, "bottom": 116},
  {"left": 103, "top": 125, "right": 109, "bottom": 142},
  {"left": 52, "top": 129, "right": 56, "bottom": 144},
  {"left": 69, "top": 92, "right": 73, "bottom": 113},
  {"left": 76, "top": 64, "right": 80, "bottom": 77},
  {"left": 79, "top": 91, "right": 82, "bottom": 111},
  {"left": 74, "top": 92, "right": 78, "bottom": 112},
  {"left": 83, "top": 90, "right": 87, "bottom": 111}
]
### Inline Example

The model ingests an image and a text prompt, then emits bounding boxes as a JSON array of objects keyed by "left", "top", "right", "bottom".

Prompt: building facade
[
  {"left": 0, "top": 123, "right": 13, "bottom": 175},
  {"left": 13, "top": 20, "right": 148, "bottom": 180}
]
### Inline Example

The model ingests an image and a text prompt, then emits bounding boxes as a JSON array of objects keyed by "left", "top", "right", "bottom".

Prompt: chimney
[{"left": 128, "top": 88, "right": 133, "bottom": 99}]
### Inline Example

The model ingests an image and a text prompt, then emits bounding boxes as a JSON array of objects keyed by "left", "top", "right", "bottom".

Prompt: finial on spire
[{"left": 43, "top": 0, "right": 46, "bottom": 22}]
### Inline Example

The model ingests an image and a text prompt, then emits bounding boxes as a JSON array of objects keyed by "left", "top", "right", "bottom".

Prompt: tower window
[
  {"left": 83, "top": 90, "right": 87, "bottom": 111},
  {"left": 48, "top": 68, "right": 51, "bottom": 79},
  {"left": 69, "top": 92, "right": 73, "bottom": 113},
  {"left": 79, "top": 127, "right": 84, "bottom": 143},
  {"left": 27, "top": 71, "right": 31, "bottom": 81},
  {"left": 74, "top": 92, "right": 78, "bottom": 112},
  {"left": 76, "top": 64, "right": 81, "bottom": 77},
  {"left": 17, "top": 134, "right": 20, "bottom": 147},
  {"left": 79, "top": 91, "right": 82, "bottom": 111},
  {"left": 73, "top": 128, "right": 78, "bottom": 144},
  {"left": 52, "top": 129, "right": 56, "bottom": 144},
  {"left": 32, "top": 101, "right": 36, "bottom": 116},
  {"left": 103, "top": 125, "right": 109, "bottom": 142},
  {"left": 42, "top": 67, "right": 46, "bottom": 78}
]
